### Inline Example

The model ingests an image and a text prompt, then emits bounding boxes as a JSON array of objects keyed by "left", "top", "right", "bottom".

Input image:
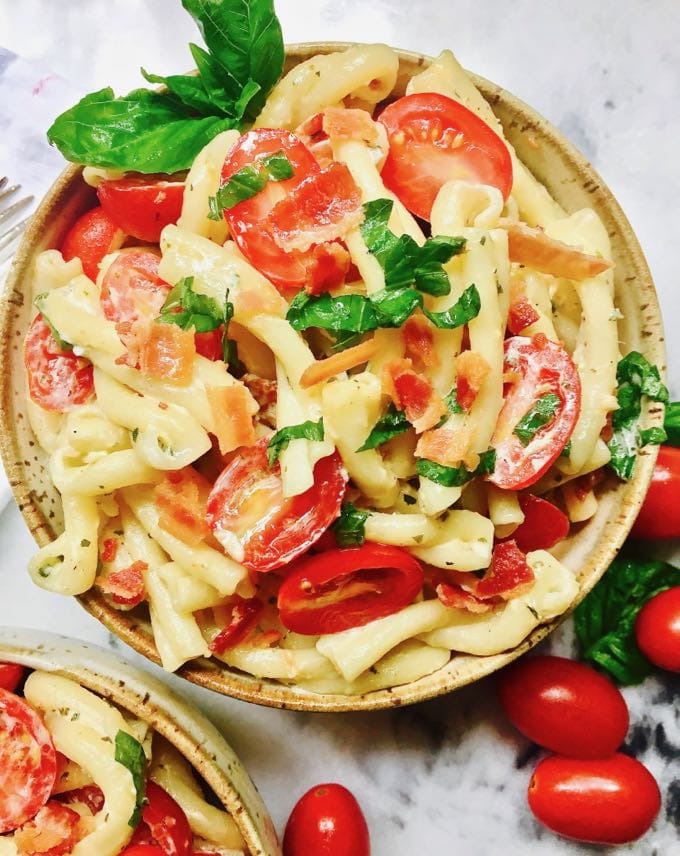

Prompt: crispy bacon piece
[
  {"left": 302, "top": 242, "right": 352, "bottom": 295},
  {"left": 383, "top": 358, "right": 447, "bottom": 433},
  {"left": 295, "top": 112, "right": 334, "bottom": 167},
  {"left": 100, "top": 537, "right": 119, "bottom": 564},
  {"left": 455, "top": 351, "right": 491, "bottom": 411},
  {"left": 300, "top": 338, "right": 378, "bottom": 388},
  {"left": 154, "top": 468, "right": 211, "bottom": 546},
  {"left": 322, "top": 107, "right": 380, "bottom": 145},
  {"left": 209, "top": 596, "right": 264, "bottom": 654},
  {"left": 268, "top": 162, "right": 363, "bottom": 253},
  {"left": 501, "top": 219, "right": 613, "bottom": 280},
  {"left": 403, "top": 314, "right": 439, "bottom": 370},
  {"left": 242, "top": 373, "right": 277, "bottom": 428},
  {"left": 98, "top": 561, "right": 147, "bottom": 606},
  {"left": 206, "top": 384, "right": 257, "bottom": 455},
  {"left": 436, "top": 580, "right": 497, "bottom": 613},
  {"left": 57, "top": 785, "right": 105, "bottom": 815},
  {"left": 139, "top": 322, "right": 195, "bottom": 385},
  {"left": 14, "top": 801, "right": 83, "bottom": 856},
  {"left": 415, "top": 425, "right": 473, "bottom": 466},
  {"left": 508, "top": 293, "right": 540, "bottom": 335}
]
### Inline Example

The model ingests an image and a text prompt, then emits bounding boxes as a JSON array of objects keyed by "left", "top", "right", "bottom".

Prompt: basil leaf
[
  {"left": 267, "top": 419, "right": 324, "bottom": 467},
  {"left": 664, "top": 401, "right": 680, "bottom": 447},
  {"left": 513, "top": 392, "right": 562, "bottom": 446},
  {"left": 358, "top": 403, "right": 411, "bottom": 451},
  {"left": 560, "top": 439, "right": 572, "bottom": 458},
  {"left": 141, "top": 66, "right": 221, "bottom": 114},
  {"left": 332, "top": 502, "right": 368, "bottom": 547},
  {"left": 208, "top": 150, "right": 294, "bottom": 219},
  {"left": 608, "top": 351, "right": 669, "bottom": 480},
  {"left": 414, "top": 236, "right": 467, "bottom": 296},
  {"left": 34, "top": 294, "right": 72, "bottom": 350},
  {"left": 330, "top": 330, "right": 364, "bottom": 352},
  {"left": 158, "top": 276, "right": 224, "bottom": 332},
  {"left": 423, "top": 284, "right": 481, "bottom": 330},
  {"left": 575, "top": 555, "right": 680, "bottom": 684},
  {"left": 181, "top": 0, "right": 284, "bottom": 122},
  {"left": 371, "top": 286, "right": 423, "bottom": 328},
  {"left": 286, "top": 291, "right": 378, "bottom": 334},
  {"left": 434, "top": 388, "right": 464, "bottom": 428},
  {"left": 416, "top": 449, "right": 496, "bottom": 487},
  {"left": 114, "top": 730, "right": 146, "bottom": 827},
  {"left": 221, "top": 288, "right": 243, "bottom": 375}
]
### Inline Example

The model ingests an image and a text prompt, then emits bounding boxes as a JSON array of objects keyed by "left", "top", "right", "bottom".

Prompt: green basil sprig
[
  {"left": 416, "top": 449, "right": 496, "bottom": 487},
  {"left": 267, "top": 419, "right": 324, "bottom": 467},
  {"left": 114, "top": 730, "right": 147, "bottom": 827},
  {"left": 332, "top": 502, "right": 368, "bottom": 547},
  {"left": 208, "top": 150, "right": 294, "bottom": 219}
]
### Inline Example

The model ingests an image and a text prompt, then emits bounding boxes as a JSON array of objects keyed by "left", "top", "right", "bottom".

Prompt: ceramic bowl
[
  {"left": 0, "top": 627, "right": 280, "bottom": 855},
  {"left": 0, "top": 44, "right": 665, "bottom": 711}
]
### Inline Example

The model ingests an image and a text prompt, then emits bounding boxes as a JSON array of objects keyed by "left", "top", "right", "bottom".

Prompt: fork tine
[
  {"left": 0, "top": 184, "right": 20, "bottom": 203},
  {"left": 0, "top": 215, "right": 31, "bottom": 253},
  {"left": 0, "top": 195, "right": 33, "bottom": 226},
  {"left": 0, "top": 177, "right": 7, "bottom": 192}
]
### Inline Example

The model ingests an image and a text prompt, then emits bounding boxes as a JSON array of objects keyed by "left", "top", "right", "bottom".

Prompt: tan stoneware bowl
[
  {"left": 0, "top": 44, "right": 665, "bottom": 711},
  {"left": 0, "top": 627, "right": 281, "bottom": 855}
]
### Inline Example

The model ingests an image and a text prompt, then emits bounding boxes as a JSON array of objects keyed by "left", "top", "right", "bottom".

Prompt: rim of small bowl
[
  {"left": 0, "top": 43, "right": 665, "bottom": 712},
  {"left": 0, "top": 627, "right": 281, "bottom": 855}
]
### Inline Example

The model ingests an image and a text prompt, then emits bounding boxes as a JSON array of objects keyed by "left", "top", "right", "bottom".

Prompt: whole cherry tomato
[
  {"left": 497, "top": 655, "right": 629, "bottom": 758},
  {"left": 635, "top": 586, "right": 680, "bottom": 672},
  {"left": 61, "top": 205, "right": 125, "bottom": 281},
  {"left": 283, "top": 783, "right": 370, "bottom": 856},
  {"left": 0, "top": 662, "right": 25, "bottom": 692},
  {"left": 631, "top": 446, "right": 680, "bottom": 539},
  {"left": 528, "top": 753, "right": 660, "bottom": 845}
]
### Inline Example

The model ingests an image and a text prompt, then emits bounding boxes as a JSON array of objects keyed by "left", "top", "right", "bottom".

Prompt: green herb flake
[
  {"left": 208, "top": 150, "right": 294, "bottom": 219},
  {"left": 131, "top": 428, "right": 139, "bottom": 443},
  {"left": 416, "top": 449, "right": 496, "bottom": 487},
  {"left": 332, "top": 502, "right": 369, "bottom": 547},
  {"left": 114, "top": 730, "right": 146, "bottom": 827},
  {"left": 267, "top": 419, "right": 324, "bottom": 467},
  {"left": 608, "top": 351, "right": 669, "bottom": 480},
  {"left": 513, "top": 393, "right": 561, "bottom": 446},
  {"left": 358, "top": 403, "right": 411, "bottom": 452},
  {"left": 575, "top": 555, "right": 680, "bottom": 684}
]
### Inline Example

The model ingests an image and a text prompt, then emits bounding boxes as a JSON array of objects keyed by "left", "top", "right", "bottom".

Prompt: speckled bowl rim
[
  {"left": 0, "top": 627, "right": 281, "bottom": 854},
  {"left": 0, "top": 42, "right": 665, "bottom": 712}
]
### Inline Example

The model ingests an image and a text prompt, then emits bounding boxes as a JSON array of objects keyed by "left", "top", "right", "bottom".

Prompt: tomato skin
[
  {"left": 489, "top": 336, "right": 581, "bottom": 490},
  {"left": 283, "top": 783, "right": 370, "bottom": 856},
  {"left": 635, "top": 586, "right": 680, "bottom": 672},
  {"left": 97, "top": 178, "right": 185, "bottom": 243},
  {"left": 122, "top": 848, "right": 166, "bottom": 856},
  {"left": 61, "top": 205, "right": 125, "bottom": 281},
  {"left": 498, "top": 656, "right": 629, "bottom": 758},
  {"left": 100, "top": 248, "right": 169, "bottom": 328},
  {"left": 0, "top": 662, "right": 25, "bottom": 692},
  {"left": 631, "top": 446, "right": 680, "bottom": 539},
  {"left": 503, "top": 495, "right": 570, "bottom": 553},
  {"left": 207, "top": 439, "right": 347, "bottom": 573},
  {"left": 278, "top": 544, "right": 424, "bottom": 635},
  {"left": 129, "top": 781, "right": 192, "bottom": 856},
  {"left": 528, "top": 753, "right": 660, "bottom": 845},
  {"left": 378, "top": 93, "right": 513, "bottom": 221}
]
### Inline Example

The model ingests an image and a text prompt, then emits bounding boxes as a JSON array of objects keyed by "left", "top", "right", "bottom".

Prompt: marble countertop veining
[{"left": 0, "top": 1, "right": 679, "bottom": 853}]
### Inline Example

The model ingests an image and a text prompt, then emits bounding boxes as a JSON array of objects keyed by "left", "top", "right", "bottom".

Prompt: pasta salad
[
  {"left": 0, "top": 663, "right": 246, "bottom": 854},
  {"left": 21, "top": 0, "right": 667, "bottom": 695}
]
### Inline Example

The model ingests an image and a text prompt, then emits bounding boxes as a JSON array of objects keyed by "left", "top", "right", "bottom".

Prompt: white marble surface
[{"left": 0, "top": 1, "right": 679, "bottom": 853}]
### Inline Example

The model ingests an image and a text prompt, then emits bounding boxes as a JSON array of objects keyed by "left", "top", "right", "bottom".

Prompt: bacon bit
[
  {"left": 242, "top": 373, "right": 277, "bottom": 428},
  {"left": 303, "top": 242, "right": 351, "bottom": 295},
  {"left": 403, "top": 315, "right": 439, "bottom": 369},
  {"left": 100, "top": 537, "right": 119, "bottom": 564},
  {"left": 154, "top": 468, "right": 211, "bottom": 546},
  {"left": 436, "top": 581, "right": 497, "bottom": 613},
  {"left": 300, "top": 338, "right": 379, "bottom": 388},
  {"left": 98, "top": 561, "right": 147, "bottom": 606},
  {"left": 14, "top": 801, "right": 83, "bottom": 855},
  {"left": 501, "top": 219, "right": 613, "bottom": 280},
  {"left": 532, "top": 332, "right": 549, "bottom": 350},
  {"left": 508, "top": 292, "right": 540, "bottom": 335},
  {"left": 322, "top": 107, "right": 380, "bottom": 145},
  {"left": 455, "top": 351, "right": 491, "bottom": 411},
  {"left": 268, "top": 162, "right": 363, "bottom": 253},
  {"left": 572, "top": 470, "right": 604, "bottom": 502},
  {"left": 209, "top": 596, "right": 264, "bottom": 654},
  {"left": 383, "top": 358, "right": 447, "bottom": 433},
  {"left": 476, "top": 541, "right": 535, "bottom": 600},
  {"left": 415, "top": 425, "right": 473, "bottom": 466},
  {"left": 114, "top": 315, "right": 155, "bottom": 368},
  {"left": 207, "top": 384, "right": 257, "bottom": 455},
  {"left": 250, "top": 629, "right": 282, "bottom": 648},
  {"left": 57, "top": 785, "right": 105, "bottom": 815},
  {"left": 295, "top": 112, "right": 334, "bottom": 167},
  {"left": 139, "top": 323, "right": 195, "bottom": 385}
]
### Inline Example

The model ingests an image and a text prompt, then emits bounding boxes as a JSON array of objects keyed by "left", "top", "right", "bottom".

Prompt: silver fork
[{"left": 0, "top": 177, "right": 34, "bottom": 268}]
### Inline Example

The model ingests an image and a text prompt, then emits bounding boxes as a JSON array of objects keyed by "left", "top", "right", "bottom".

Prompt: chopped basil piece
[
  {"left": 34, "top": 294, "right": 72, "bottom": 350},
  {"left": 416, "top": 449, "right": 496, "bottom": 487},
  {"left": 267, "top": 419, "right": 324, "bottom": 467},
  {"left": 560, "top": 439, "right": 572, "bottom": 458},
  {"left": 332, "top": 502, "right": 368, "bottom": 547},
  {"left": 513, "top": 393, "right": 561, "bottom": 446},
  {"left": 114, "top": 730, "right": 146, "bottom": 827},
  {"left": 286, "top": 291, "right": 378, "bottom": 335},
  {"left": 607, "top": 351, "right": 668, "bottom": 480},
  {"left": 370, "top": 286, "right": 424, "bottom": 328},
  {"left": 422, "top": 284, "right": 481, "bottom": 330},
  {"left": 664, "top": 400, "right": 680, "bottom": 447},
  {"left": 358, "top": 403, "right": 411, "bottom": 452},
  {"left": 158, "top": 276, "right": 223, "bottom": 332},
  {"left": 208, "top": 150, "right": 294, "bottom": 219},
  {"left": 131, "top": 428, "right": 139, "bottom": 442}
]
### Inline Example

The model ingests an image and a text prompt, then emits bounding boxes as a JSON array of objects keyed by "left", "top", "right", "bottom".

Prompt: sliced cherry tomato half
[
  {"left": 24, "top": 314, "right": 94, "bottom": 412},
  {"left": 97, "top": 178, "right": 185, "bottom": 243},
  {"left": 13, "top": 799, "right": 81, "bottom": 856},
  {"left": 635, "top": 586, "right": 680, "bottom": 673},
  {"left": 283, "top": 783, "right": 370, "bottom": 856},
  {"left": 100, "top": 248, "right": 170, "bottom": 329},
  {"left": 498, "top": 655, "right": 629, "bottom": 757},
  {"left": 278, "top": 543, "right": 424, "bottom": 635},
  {"left": 0, "top": 662, "right": 25, "bottom": 692},
  {"left": 221, "top": 129, "right": 352, "bottom": 294},
  {"left": 61, "top": 205, "right": 125, "bottom": 281},
  {"left": 207, "top": 438, "right": 347, "bottom": 572},
  {"left": 528, "top": 753, "right": 660, "bottom": 845},
  {"left": 129, "top": 781, "right": 192, "bottom": 856},
  {"left": 502, "top": 494, "right": 570, "bottom": 553},
  {"left": 378, "top": 92, "right": 513, "bottom": 221},
  {"left": 489, "top": 335, "right": 580, "bottom": 490},
  {"left": 631, "top": 445, "right": 680, "bottom": 539},
  {"left": 0, "top": 686, "right": 58, "bottom": 833}
]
